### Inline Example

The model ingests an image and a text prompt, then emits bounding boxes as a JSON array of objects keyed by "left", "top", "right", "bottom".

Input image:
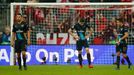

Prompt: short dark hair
[
  {"left": 79, "top": 18, "right": 85, "bottom": 22},
  {"left": 116, "top": 18, "right": 123, "bottom": 23},
  {"left": 17, "top": 13, "right": 22, "bottom": 16}
]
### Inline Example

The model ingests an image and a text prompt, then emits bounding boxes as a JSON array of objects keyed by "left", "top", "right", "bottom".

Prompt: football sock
[
  {"left": 17, "top": 57, "right": 21, "bottom": 68},
  {"left": 117, "top": 56, "right": 120, "bottom": 68},
  {"left": 78, "top": 54, "right": 82, "bottom": 66},
  {"left": 87, "top": 53, "right": 91, "bottom": 65},
  {"left": 23, "top": 56, "right": 26, "bottom": 67},
  {"left": 124, "top": 56, "right": 131, "bottom": 65}
]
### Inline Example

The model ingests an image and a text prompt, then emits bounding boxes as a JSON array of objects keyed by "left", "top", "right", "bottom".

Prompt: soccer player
[
  {"left": 68, "top": 18, "right": 93, "bottom": 68},
  {"left": 113, "top": 19, "right": 132, "bottom": 70},
  {"left": 11, "top": 13, "right": 30, "bottom": 70}
]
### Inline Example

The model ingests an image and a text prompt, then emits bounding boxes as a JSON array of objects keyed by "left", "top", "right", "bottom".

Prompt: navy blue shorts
[
  {"left": 76, "top": 39, "right": 89, "bottom": 51},
  {"left": 15, "top": 40, "right": 27, "bottom": 53},
  {"left": 116, "top": 43, "right": 127, "bottom": 54}
]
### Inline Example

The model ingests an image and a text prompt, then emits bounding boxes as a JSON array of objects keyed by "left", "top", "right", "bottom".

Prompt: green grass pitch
[{"left": 0, "top": 65, "right": 133, "bottom": 75}]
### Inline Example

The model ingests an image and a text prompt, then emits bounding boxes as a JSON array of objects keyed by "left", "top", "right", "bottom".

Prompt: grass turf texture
[{"left": 0, "top": 65, "right": 133, "bottom": 75}]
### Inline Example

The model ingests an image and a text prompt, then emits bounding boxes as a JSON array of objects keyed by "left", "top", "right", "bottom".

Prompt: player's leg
[
  {"left": 17, "top": 52, "right": 22, "bottom": 70},
  {"left": 116, "top": 52, "right": 120, "bottom": 69},
  {"left": 121, "top": 58, "right": 125, "bottom": 65},
  {"left": 15, "top": 40, "right": 22, "bottom": 70},
  {"left": 76, "top": 40, "right": 83, "bottom": 68},
  {"left": 14, "top": 52, "right": 16, "bottom": 65},
  {"left": 84, "top": 40, "right": 93, "bottom": 68},
  {"left": 116, "top": 45, "right": 121, "bottom": 70},
  {"left": 122, "top": 53, "right": 132, "bottom": 69},
  {"left": 21, "top": 40, "right": 27, "bottom": 70},
  {"left": 122, "top": 45, "right": 132, "bottom": 69},
  {"left": 78, "top": 50, "right": 83, "bottom": 68},
  {"left": 85, "top": 48, "right": 93, "bottom": 68},
  {"left": 22, "top": 51, "right": 27, "bottom": 70}
]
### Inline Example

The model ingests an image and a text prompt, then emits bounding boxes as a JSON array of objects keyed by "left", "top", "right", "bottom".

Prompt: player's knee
[
  {"left": 116, "top": 52, "right": 120, "bottom": 56},
  {"left": 78, "top": 51, "right": 82, "bottom": 54},
  {"left": 17, "top": 53, "right": 21, "bottom": 58},
  {"left": 122, "top": 53, "right": 127, "bottom": 58},
  {"left": 22, "top": 51, "right": 26, "bottom": 56},
  {"left": 85, "top": 48, "right": 89, "bottom": 53},
  {"left": 17, "top": 56, "right": 21, "bottom": 58}
]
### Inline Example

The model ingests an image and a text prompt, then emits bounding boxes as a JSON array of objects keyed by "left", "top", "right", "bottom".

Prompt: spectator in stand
[
  {"left": 93, "top": 34, "right": 104, "bottom": 44},
  {"left": 103, "top": 24, "right": 115, "bottom": 44},
  {"left": 124, "top": 10, "right": 132, "bottom": 24},
  {"left": 110, "top": 17, "right": 116, "bottom": 27},
  {"left": 96, "top": 13, "right": 107, "bottom": 32},
  {"left": 0, "top": 26, "right": 11, "bottom": 45},
  {"left": 58, "top": 19, "right": 71, "bottom": 33},
  {"left": 117, "top": 10, "right": 132, "bottom": 27}
]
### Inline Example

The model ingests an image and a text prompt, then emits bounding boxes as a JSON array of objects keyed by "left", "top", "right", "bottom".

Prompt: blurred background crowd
[{"left": 0, "top": 0, "right": 134, "bottom": 45}]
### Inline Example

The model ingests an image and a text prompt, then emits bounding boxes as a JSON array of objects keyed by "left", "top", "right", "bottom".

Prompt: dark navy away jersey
[
  {"left": 117, "top": 26, "right": 128, "bottom": 44},
  {"left": 12, "top": 22, "right": 29, "bottom": 40},
  {"left": 71, "top": 23, "right": 91, "bottom": 40}
]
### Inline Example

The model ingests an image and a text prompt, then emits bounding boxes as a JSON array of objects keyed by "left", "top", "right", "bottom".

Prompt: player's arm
[
  {"left": 120, "top": 32, "right": 128, "bottom": 41},
  {"left": 89, "top": 27, "right": 93, "bottom": 36},
  {"left": 11, "top": 25, "right": 16, "bottom": 47},
  {"left": 24, "top": 24, "right": 31, "bottom": 45},
  {"left": 27, "top": 30, "right": 31, "bottom": 45},
  {"left": 115, "top": 32, "right": 128, "bottom": 45},
  {"left": 119, "top": 28, "right": 128, "bottom": 42},
  {"left": 113, "top": 29, "right": 118, "bottom": 40},
  {"left": 58, "top": 23, "right": 63, "bottom": 32},
  {"left": 11, "top": 32, "right": 16, "bottom": 47},
  {"left": 85, "top": 26, "right": 93, "bottom": 39},
  {"left": 23, "top": 32, "right": 30, "bottom": 45},
  {"left": 68, "top": 26, "right": 79, "bottom": 40},
  {"left": 113, "top": 29, "right": 118, "bottom": 38},
  {"left": 68, "top": 28, "right": 75, "bottom": 37},
  {"left": 25, "top": 25, "right": 31, "bottom": 45},
  {"left": 113, "top": 29, "right": 119, "bottom": 44}
]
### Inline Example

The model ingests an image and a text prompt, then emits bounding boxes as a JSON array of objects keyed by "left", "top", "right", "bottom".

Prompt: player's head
[
  {"left": 4, "top": 26, "right": 10, "bottom": 34},
  {"left": 22, "top": 14, "right": 27, "bottom": 22},
  {"left": 116, "top": 18, "right": 123, "bottom": 27},
  {"left": 16, "top": 13, "right": 22, "bottom": 22},
  {"left": 78, "top": 18, "right": 85, "bottom": 25}
]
